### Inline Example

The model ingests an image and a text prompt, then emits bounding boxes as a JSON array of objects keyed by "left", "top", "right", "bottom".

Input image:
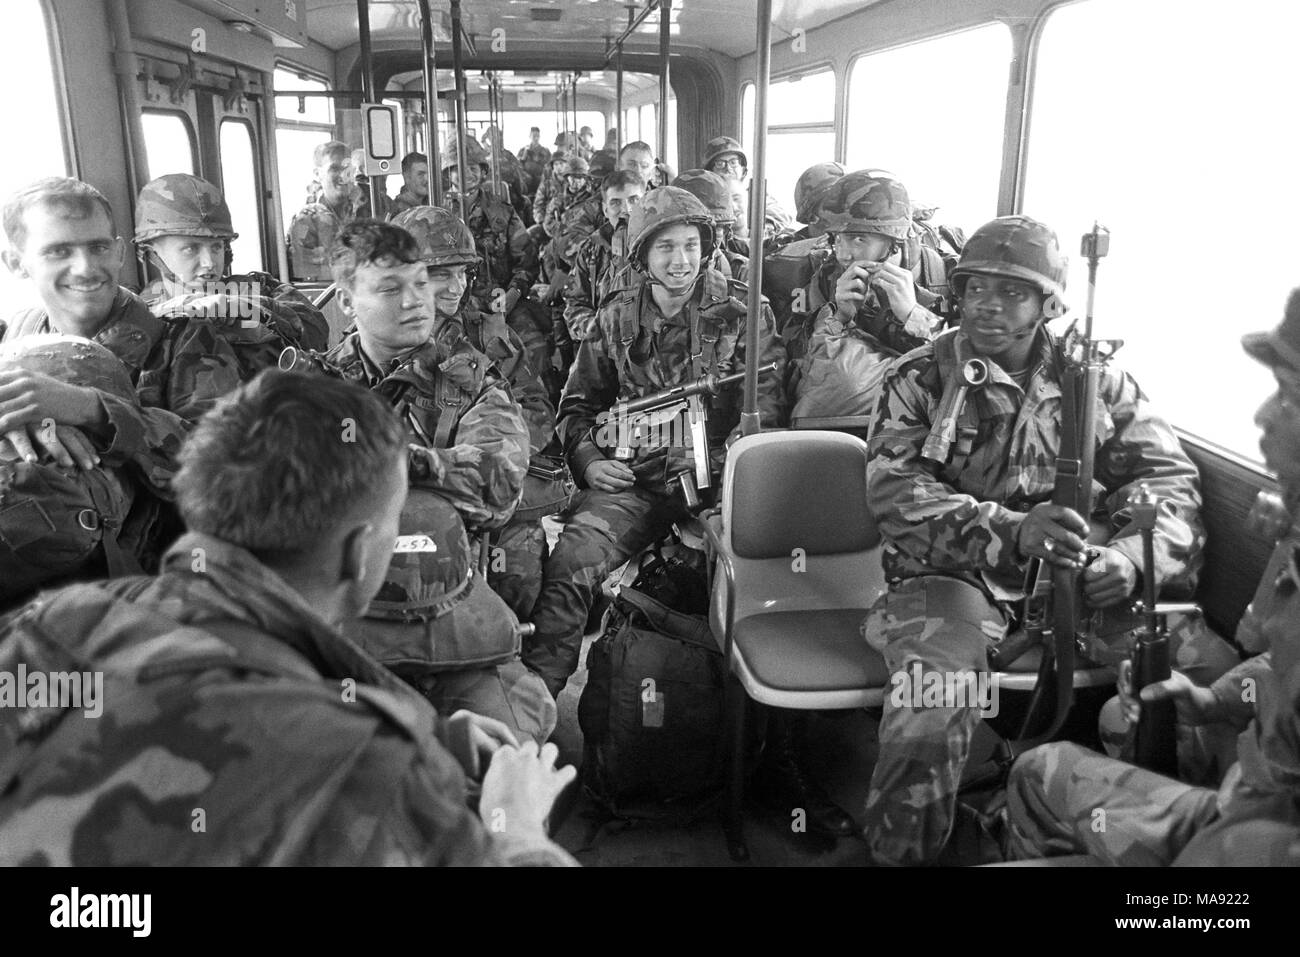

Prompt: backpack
[
  {"left": 577, "top": 557, "right": 726, "bottom": 820},
  {"left": 154, "top": 286, "right": 312, "bottom": 382}
]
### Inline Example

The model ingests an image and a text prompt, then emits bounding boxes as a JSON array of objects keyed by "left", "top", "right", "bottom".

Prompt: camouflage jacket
[
  {"left": 0, "top": 287, "right": 242, "bottom": 496},
  {"left": 461, "top": 189, "right": 538, "bottom": 304},
  {"left": 518, "top": 144, "right": 552, "bottom": 182},
  {"left": 287, "top": 196, "right": 360, "bottom": 281},
  {"left": 435, "top": 308, "right": 555, "bottom": 456},
  {"left": 324, "top": 332, "right": 529, "bottom": 532},
  {"left": 543, "top": 184, "right": 597, "bottom": 241},
  {"left": 0, "top": 532, "right": 575, "bottom": 866},
  {"left": 559, "top": 267, "right": 786, "bottom": 493},
  {"left": 141, "top": 271, "right": 330, "bottom": 352},
  {"left": 532, "top": 173, "right": 561, "bottom": 228},
  {"left": 562, "top": 219, "right": 626, "bottom": 342},
  {"left": 388, "top": 186, "right": 426, "bottom": 219},
  {"left": 868, "top": 327, "right": 1204, "bottom": 597}
]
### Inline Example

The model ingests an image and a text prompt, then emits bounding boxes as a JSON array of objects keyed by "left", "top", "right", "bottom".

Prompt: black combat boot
[{"left": 751, "top": 710, "right": 857, "bottom": 837}]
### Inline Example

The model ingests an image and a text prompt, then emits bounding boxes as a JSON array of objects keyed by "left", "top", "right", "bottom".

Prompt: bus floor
[{"left": 546, "top": 631, "right": 1013, "bottom": 867}]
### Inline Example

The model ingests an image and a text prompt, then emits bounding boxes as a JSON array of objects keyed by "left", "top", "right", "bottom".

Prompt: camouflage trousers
[
  {"left": 413, "top": 656, "right": 557, "bottom": 746},
  {"left": 860, "top": 575, "right": 1241, "bottom": 866},
  {"left": 524, "top": 485, "right": 691, "bottom": 698},
  {"left": 1005, "top": 741, "right": 1220, "bottom": 865},
  {"left": 488, "top": 519, "right": 547, "bottom": 622}
]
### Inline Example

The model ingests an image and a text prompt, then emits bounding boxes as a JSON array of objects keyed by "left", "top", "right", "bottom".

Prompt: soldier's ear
[
  {"left": 336, "top": 285, "right": 355, "bottom": 317},
  {"left": 339, "top": 522, "right": 373, "bottom": 588},
  {"left": 1, "top": 248, "right": 26, "bottom": 278},
  {"left": 109, "top": 236, "right": 126, "bottom": 270}
]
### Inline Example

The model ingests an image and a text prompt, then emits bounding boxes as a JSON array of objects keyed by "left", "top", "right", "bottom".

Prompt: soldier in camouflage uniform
[
  {"left": 672, "top": 169, "right": 750, "bottom": 282},
  {"left": 0, "top": 177, "right": 242, "bottom": 499},
  {"left": 783, "top": 171, "right": 946, "bottom": 424},
  {"left": 287, "top": 141, "right": 360, "bottom": 281},
  {"left": 542, "top": 156, "right": 595, "bottom": 241},
  {"left": 524, "top": 187, "right": 786, "bottom": 698},
  {"left": 443, "top": 141, "right": 547, "bottom": 392},
  {"left": 532, "top": 154, "right": 569, "bottom": 233},
  {"left": 561, "top": 169, "right": 646, "bottom": 343},
  {"left": 0, "top": 370, "right": 577, "bottom": 865},
  {"left": 134, "top": 173, "right": 329, "bottom": 351},
  {"left": 517, "top": 127, "right": 552, "bottom": 197},
  {"left": 1005, "top": 289, "right": 1300, "bottom": 867},
  {"left": 314, "top": 219, "right": 552, "bottom": 743},
  {"left": 860, "top": 215, "right": 1238, "bottom": 866},
  {"left": 703, "top": 136, "right": 749, "bottom": 239},
  {"left": 393, "top": 205, "right": 562, "bottom": 620},
  {"left": 761, "top": 162, "right": 846, "bottom": 337},
  {"left": 389, "top": 151, "right": 430, "bottom": 218}
]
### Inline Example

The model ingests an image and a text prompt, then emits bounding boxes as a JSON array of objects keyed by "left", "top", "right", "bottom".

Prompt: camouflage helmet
[
  {"left": 949, "top": 215, "right": 1068, "bottom": 300},
  {"left": 562, "top": 155, "right": 591, "bottom": 177},
  {"left": 391, "top": 206, "right": 479, "bottom": 268},
  {"left": 627, "top": 186, "right": 716, "bottom": 264},
  {"left": 554, "top": 131, "right": 574, "bottom": 149},
  {"left": 703, "top": 136, "right": 748, "bottom": 173},
  {"left": 818, "top": 171, "right": 913, "bottom": 240},
  {"left": 441, "top": 139, "right": 490, "bottom": 172},
  {"left": 133, "top": 174, "right": 237, "bottom": 244},
  {"left": 793, "top": 162, "right": 846, "bottom": 225},
  {"left": 354, "top": 487, "right": 522, "bottom": 669},
  {"left": 671, "top": 169, "right": 735, "bottom": 224},
  {"left": 0, "top": 334, "right": 135, "bottom": 404},
  {"left": 588, "top": 149, "right": 617, "bottom": 179}
]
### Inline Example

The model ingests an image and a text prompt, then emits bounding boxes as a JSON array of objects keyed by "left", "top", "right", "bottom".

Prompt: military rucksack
[{"left": 0, "top": 337, "right": 140, "bottom": 608}]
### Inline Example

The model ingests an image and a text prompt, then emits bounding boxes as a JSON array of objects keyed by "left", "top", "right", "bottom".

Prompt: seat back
[{"left": 718, "top": 431, "right": 886, "bottom": 621}]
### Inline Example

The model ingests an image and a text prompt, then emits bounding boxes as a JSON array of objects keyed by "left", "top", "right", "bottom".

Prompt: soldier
[
  {"left": 761, "top": 162, "right": 846, "bottom": 337},
  {"left": 532, "top": 154, "right": 569, "bottom": 234},
  {"left": 703, "top": 136, "right": 749, "bottom": 239},
  {"left": 389, "top": 151, "right": 430, "bottom": 218},
  {"left": 1003, "top": 288, "right": 1300, "bottom": 867},
  {"left": 0, "top": 369, "right": 577, "bottom": 865},
  {"left": 287, "top": 140, "right": 359, "bottom": 281},
  {"left": 133, "top": 173, "right": 329, "bottom": 352},
  {"left": 619, "top": 141, "right": 669, "bottom": 189},
  {"left": 543, "top": 155, "right": 595, "bottom": 241},
  {"left": 576, "top": 126, "right": 596, "bottom": 162},
  {"left": 672, "top": 169, "right": 749, "bottom": 282},
  {"left": 860, "top": 215, "right": 1238, "bottom": 866},
  {"left": 517, "top": 126, "right": 552, "bottom": 195},
  {"left": 392, "top": 204, "right": 561, "bottom": 620},
  {"left": 524, "top": 187, "right": 786, "bottom": 698},
  {"left": 0, "top": 176, "right": 241, "bottom": 497},
  {"left": 561, "top": 168, "right": 645, "bottom": 344},
  {"left": 317, "top": 219, "right": 551, "bottom": 744},
  {"left": 444, "top": 140, "right": 546, "bottom": 398},
  {"left": 791, "top": 163, "right": 846, "bottom": 241}
]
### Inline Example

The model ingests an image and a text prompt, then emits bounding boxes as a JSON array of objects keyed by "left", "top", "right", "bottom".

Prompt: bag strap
[{"left": 615, "top": 586, "right": 718, "bottom": 655}]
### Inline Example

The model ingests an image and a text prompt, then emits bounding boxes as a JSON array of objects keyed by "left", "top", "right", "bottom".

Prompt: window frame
[
  {"left": 140, "top": 107, "right": 199, "bottom": 179},
  {"left": 218, "top": 116, "right": 266, "bottom": 274}
]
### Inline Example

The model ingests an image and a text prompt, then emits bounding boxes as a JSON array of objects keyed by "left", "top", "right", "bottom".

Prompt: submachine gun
[
  {"left": 1128, "top": 483, "right": 1180, "bottom": 776},
  {"left": 1013, "top": 223, "right": 1123, "bottom": 745},
  {"left": 601, "top": 363, "right": 778, "bottom": 509}
]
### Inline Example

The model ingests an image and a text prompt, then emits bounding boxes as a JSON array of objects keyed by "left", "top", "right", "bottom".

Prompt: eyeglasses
[{"left": 713, "top": 157, "right": 744, "bottom": 171}]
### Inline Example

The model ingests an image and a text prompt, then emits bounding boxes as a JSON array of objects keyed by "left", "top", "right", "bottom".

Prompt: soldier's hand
[
  {"left": 865, "top": 260, "right": 918, "bottom": 320},
  {"left": 1117, "top": 660, "right": 1216, "bottom": 728},
  {"left": 585, "top": 459, "right": 635, "bottom": 492},
  {"left": 0, "top": 369, "right": 106, "bottom": 434},
  {"left": 1016, "top": 502, "right": 1089, "bottom": 568},
  {"left": 501, "top": 287, "right": 522, "bottom": 316},
  {"left": 1082, "top": 546, "right": 1139, "bottom": 607},
  {"left": 446, "top": 709, "right": 520, "bottom": 778},
  {"left": 832, "top": 263, "right": 871, "bottom": 321},
  {"left": 479, "top": 740, "right": 577, "bottom": 838}
]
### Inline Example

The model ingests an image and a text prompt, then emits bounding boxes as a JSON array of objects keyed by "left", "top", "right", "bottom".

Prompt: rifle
[
  {"left": 598, "top": 363, "right": 779, "bottom": 509},
  {"left": 1129, "top": 483, "right": 1179, "bottom": 775},
  {"left": 1014, "top": 223, "right": 1121, "bottom": 745}
]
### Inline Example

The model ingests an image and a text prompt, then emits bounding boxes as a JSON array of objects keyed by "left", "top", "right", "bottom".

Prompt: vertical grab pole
[
  {"left": 416, "top": 0, "right": 443, "bottom": 207},
  {"left": 658, "top": 0, "right": 671, "bottom": 164},
  {"left": 449, "top": 0, "right": 470, "bottom": 220},
  {"left": 355, "top": 0, "right": 382, "bottom": 217},
  {"left": 487, "top": 73, "right": 501, "bottom": 196},
  {"left": 615, "top": 12, "right": 628, "bottom": 154},
  {"left": 740, "top": 0, "right": 772, "bottom": 436}
]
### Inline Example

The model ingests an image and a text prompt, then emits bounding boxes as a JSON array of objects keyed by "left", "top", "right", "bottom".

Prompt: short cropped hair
[
  {"left": 175, "top": 370, "right": 406, "bottom": 562},
  {"left": 602, "top": 169, "right": 646, "bottom": 196},
  {"left": 620, "top": 141, "right": 653, "bottom": 160},
  {"left": 3, "top": 177, "right": 116, "bottom": 251},
  {"left": 313, "top": 140, "right": 351, "bottom": 168},
  {"left": 529, "top": 126, "right": 540, "bottom": 134},
  {"left": 328, "top": 219, "right": 422, "bottom": 289},
  {"left": 401, "top": 151, "right": 427, "bottom": 173}
]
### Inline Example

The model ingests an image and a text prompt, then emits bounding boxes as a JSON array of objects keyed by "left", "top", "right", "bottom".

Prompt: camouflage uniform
[
  {"left": 0, "top": 531, "right": 574, "bottom": 865},
  {"left": 673, "top": 169, "right": 749, "bottom": 283},
  {"left": 389, "top": 185, "right": 427, "bottom": 219},
  {"left": 0, "top": 288, "right": 241, "bottom": 496},
  {"left": 288, "top": 195, "right": 360, "bottom": 281},
  {"left": 543, "top": 157, "right": 594, "bottom": 240},
  {"left": 1007, "top": 521, "right": 1300, "bottom": 865},
  {"left": 518, "top": 142, "right": 553, "bottom": 195},
  {"left": 532, "top": 168, "right": 565, "bottom": 232},
  {"left": 141, "top": 273, "right": 329, "bottom": 352},
  {"left": 562, "top": 217, "right": 629, "bottom": 343},
  {"left": 861, "top": 260, "right": 1232, "bottom": 865},
  {"left": 782, "top": 173, "right": 948, "bottom": 422},
  {"left": 525, "top": 189, "right": 787, "bottom": 697}
]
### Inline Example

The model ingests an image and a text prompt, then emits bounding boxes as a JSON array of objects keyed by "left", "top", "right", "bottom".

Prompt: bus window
[
  {"left": 220, "top": 120, "right": 264, "bottom": 274},
  {"left": 141, "top": 111, "right": 196, "bottom": 179},
  {"left": 274, "top": 66, "right": 334, "bottom": 237},
  {"left": 0, "top": 0, "right": 67, "bottom": 310},
  {"left": 1022, "top": 0, "right": 1300, "bottom": 461},
  {"left": 846, "top": 23, "right": 1010, "bottom": 234},
  {"left": 639, "top": 102, "right": 657, "bottom": 155},
  {"left": 763, "top": 68, "right": 835, "bottom": 219},
  {"left": 466, "top": 110, "right": 606, "bottom": 158},
  {"left": 739, "top": 83, "right": 754, "bottom": 166}
]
